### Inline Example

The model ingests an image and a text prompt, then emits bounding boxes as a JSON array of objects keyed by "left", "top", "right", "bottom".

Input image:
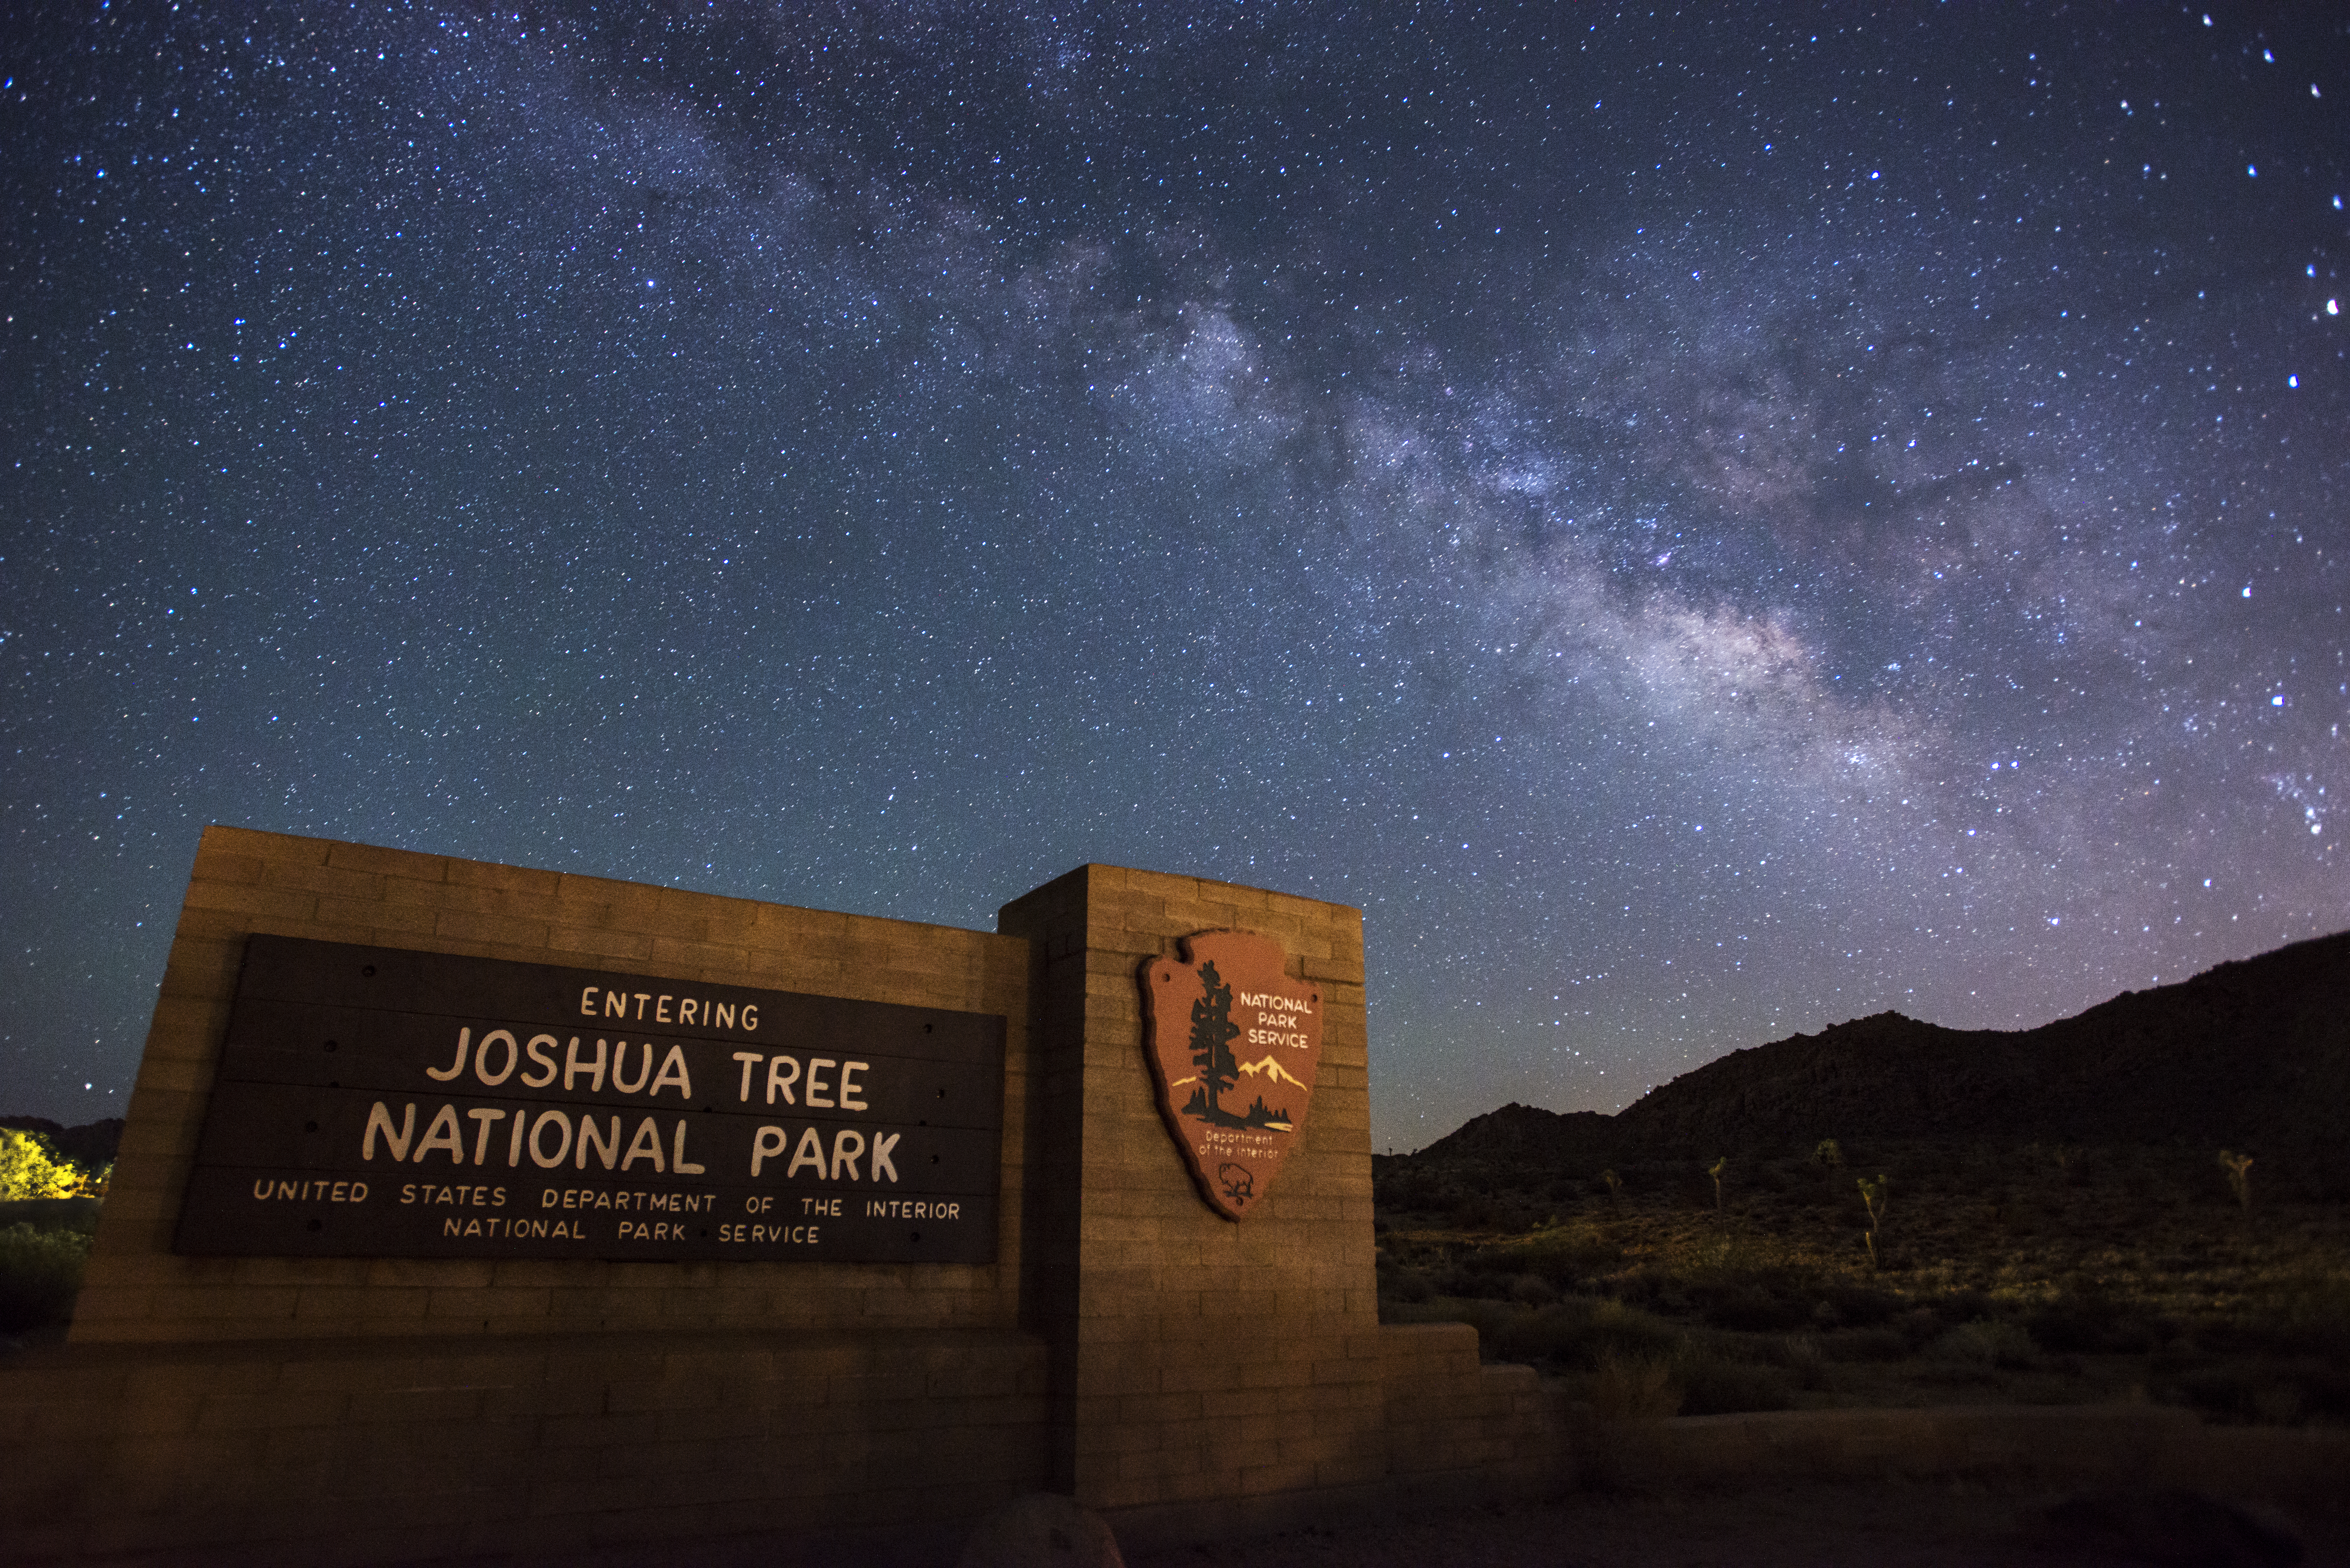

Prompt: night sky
[{"left": 4, "top": 4, "right": 2345, "bottom": 1154}]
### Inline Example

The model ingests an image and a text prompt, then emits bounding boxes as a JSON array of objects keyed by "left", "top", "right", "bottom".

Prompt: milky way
[{"left": 4, "top": 4, "right": 2345, "bottom": 1151}]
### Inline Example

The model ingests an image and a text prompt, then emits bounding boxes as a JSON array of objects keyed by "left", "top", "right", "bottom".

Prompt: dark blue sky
[{"left": 5, "top": 3, "right": 2345, "bottom": 1153}]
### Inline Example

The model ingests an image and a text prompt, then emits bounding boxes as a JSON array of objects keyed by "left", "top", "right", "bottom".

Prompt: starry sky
[{"left": 4, "top": 3, "right": 2345, "bottom": 1154}]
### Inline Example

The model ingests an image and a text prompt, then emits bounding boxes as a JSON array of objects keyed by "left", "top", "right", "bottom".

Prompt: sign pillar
[{"left": 997, "top": 866, "right": 1382, "bottom": 1526}]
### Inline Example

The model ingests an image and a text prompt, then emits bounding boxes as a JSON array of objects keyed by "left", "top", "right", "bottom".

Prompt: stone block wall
[{"left": 1380, "top": 1322, "right": 1569, "bottom": 1495}]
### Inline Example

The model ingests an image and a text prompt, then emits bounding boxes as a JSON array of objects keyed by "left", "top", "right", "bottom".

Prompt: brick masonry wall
[
  {"left": 997, "top": 865, "right": 1393, "bottom": 1517},
  {"left": 75, "top": 825, "right": 1035, "bottom": 1345},
  {"left": 1380, "top": 1322, "right": 1568, "bottom": 1493}
]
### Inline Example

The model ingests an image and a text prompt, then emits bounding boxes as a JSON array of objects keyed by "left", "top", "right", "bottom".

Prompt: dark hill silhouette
[{"left": 1418, "top": 930, "right": 2350, "bottom": 1167}]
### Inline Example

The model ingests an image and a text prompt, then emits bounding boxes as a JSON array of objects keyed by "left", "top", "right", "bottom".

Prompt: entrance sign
[
  {"left": 1138, "top": 930, "right": 1324, "bottom": 1220},
  {"left": 175, "top": 936, "right": 1005, "bottom": 1262}
]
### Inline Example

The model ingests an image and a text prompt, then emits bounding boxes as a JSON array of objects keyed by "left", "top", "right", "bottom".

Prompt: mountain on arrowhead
[
  {"left": 1416, "top": 929, "right": 2350, "bottom": 1167},
  {"left": 1238, "top": 1054, "right": 1309, "bottom": 1090}
]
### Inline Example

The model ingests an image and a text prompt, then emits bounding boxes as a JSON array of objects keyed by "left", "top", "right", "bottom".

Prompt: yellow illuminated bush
[{"left": 0, "top": 1130, "right": 80, "bottom": 1202}]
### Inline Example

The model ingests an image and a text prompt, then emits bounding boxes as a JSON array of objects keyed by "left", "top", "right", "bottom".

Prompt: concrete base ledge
[
  {"left": 1590, "top": 1403, "right": 2350, "bottom": 1514},
  {"left": 2, "top": 1327, "right": 1051, "bottom": 1565}
]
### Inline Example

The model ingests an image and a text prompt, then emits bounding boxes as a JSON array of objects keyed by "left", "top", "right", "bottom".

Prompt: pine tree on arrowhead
[{"left": 1188, "top": 960, "right": 1242, "bottom": 1124}]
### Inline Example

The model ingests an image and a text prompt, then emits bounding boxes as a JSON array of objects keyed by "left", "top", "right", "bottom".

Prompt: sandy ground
[{"left": 1124, "top": 1479, "right": 2350, "bottom": 1568}]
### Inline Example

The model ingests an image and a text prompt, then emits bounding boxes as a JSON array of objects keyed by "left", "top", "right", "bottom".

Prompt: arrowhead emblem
[{"left": 1139, "top": 930, "right": 1324, "bottom": 1220}]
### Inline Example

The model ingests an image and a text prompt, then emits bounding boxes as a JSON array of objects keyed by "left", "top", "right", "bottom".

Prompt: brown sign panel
[
  {"left": 175, "top": 936, "right": 1005, "bottom": 1262},
  {"left": 1139, "top": 930, "right": 1323, "bottom": 1220}
]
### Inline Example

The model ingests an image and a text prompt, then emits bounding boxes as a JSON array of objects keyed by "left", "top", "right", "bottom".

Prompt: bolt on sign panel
[{"left": 175, "top": 936, "right": 1006, "bottom": 1263}]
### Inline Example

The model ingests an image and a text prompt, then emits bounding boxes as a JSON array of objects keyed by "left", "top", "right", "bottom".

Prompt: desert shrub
[
  {"left": 1926, "top": 1321, "right": 2038, "bottom": 1370},
  {"left": 1384, "top": 1271, "right": 1434, "bottom": 1305},
  {"left": 1816, "top": 1281, "right": 1901, "bottom": 1326},
  {"left": 0, "top": 1222, "right": 90, "bottom": 1332},
  {"left": 1449, "top": 1194, "right": 1499, "bottom": 1230},
  {"left": 1614, "top": 1268, "right": 1694, "bottom": 1316},
  {"left": 1434, "top": 1262, "right": 1511, "bottom": 1300},
  {"left": 1590, "top": 1350, "right": 1683, "bottom": 1421},
  {"left": 1700, "top": 1282, "right": 1813, "bottom": 1333},
  {"left": 1672, "top": 1348, "right": 1796, "bottom": 1415},
  {"left": 1483, "top": 1303, "right": 1594, "bottom": 1364},
  {"left": 1766, "top": 1334, "right": 1830, "bottom": 1389},
  {"left": 0, "top": 1196, "right": 103, "bottom": 1236},
  {"left": 1577, "top": 1297, "right": 1682, "bottom": 1365},
  {"left": 1497, "top": 1224, "right": 1623, "bottom": 1287},
  {"left": 1508, "top": 1273, "right": 1558, "bottom": 1308},
  {"left": 1461, "top": 1294, "right": 1685, "bottom": 1370},
  {"left": 1825, "top": 1326, "right": 1911, "bottom": 1363},
  {"left": 2223, "top": 1278, "right": 2350, "bottom": 1361},
  {"left": 1893, "top": 1307, "right": 1944, "bottom": 1350},
  {"left": 2028, "top": 1295, "right": 2160, "bottom": 1355},
  {"left": 1375, "top": 1250, "right": 1437, "bottom": 1307},
  {"left": 1458, "top": 1244, "right": 1518, "bottom": 1277},
  {"left": 1938, "top": 1288, "right": 1994, "bottom": 1323}
]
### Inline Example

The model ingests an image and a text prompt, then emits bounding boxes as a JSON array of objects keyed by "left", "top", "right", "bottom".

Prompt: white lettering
[
  {"left": 425, "top": 1028, "right": 471, "bottom": 1082},
  {"left": 742, "top": 1004, "right": 758, "bottom": 1032},
  {"left": 528, "top": 1110, "right": 573, "bottom": 1168},
  {"left": 838, "top": 1061, "right": 868, "bottom": 1111},
  {"left": 830, "top": 1129, "right": 865, "bottom": 1181},
  {"left": 716, "top": 1221, "right": 818, "bottom": 1244},
  {"left": 766, "top": 1055, "right": 800, "bottom": 1106},
  {"left": 655, "top": 994, "right": 672, "bottom": 1024},
  {"left": 733, "top": 1051, "right": 763, "bottom": 1101},
  {"left": 785, "top": 1126, "right": 828, "bottom": 1179},
  {"left": 576, "top": 1114, "right": 622, "bottom": 1170},
  {"left": 619, "top": 1116, "right": 666, "bottom": 1172},
  {"left": 565, "top": 1036, "right": 609, "bottom": 1094},
  {"left": 750, "top": 1124, "right": 789, "bottom": 1177},
  {"left": 610, "top": 1039, "right": 652, "bottom": 1094},
  {"left": 413, "top": 1104, "right": 466, "bottom": 1164},
  {"left": 863, "top": 1198, "right": 961, "bottom": 1220},
  {"left": 466, "top": 1107, "right": 507, "bottom": 1164},
  {"left": 650, "top": 1044, "right": 693, "bottom": 1100},
  {"left": 580, "top": 986, "right": 599, "bottom": 1017},
  {"left": 870, "top": 1132, "right": 900, "bottom": 1183},
  {"left": 714, "top": 1002, "right": 737, "bottom": 1030},
  {"left": 806, "top": 1058, "right": 835, "bottom": 1109},
  {"left": 474, "top": 1029, "right": 518, "bottom": 1086},
  {"left": 671, "top": 1119, "right": 706, "bottom": 1175},
  {"left": 522, "top": 1035, "right": 559, "bottom": 1088},
  {"left": 363, "top": 1101, "right": 416, "bottom": 1162}
]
